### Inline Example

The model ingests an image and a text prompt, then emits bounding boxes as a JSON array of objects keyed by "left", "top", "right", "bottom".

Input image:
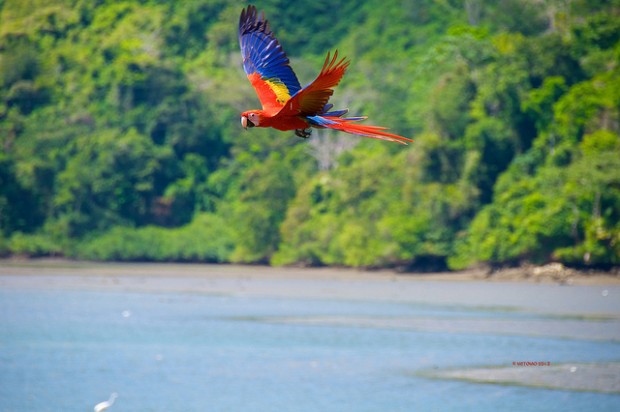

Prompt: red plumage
[{"left": 239, "top": 5, "right": 412, "bottom": 144}]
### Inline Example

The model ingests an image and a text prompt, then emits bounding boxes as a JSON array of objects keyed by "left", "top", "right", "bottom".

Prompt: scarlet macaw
[{"left": 238, "top": 5, "right": 412, "bottom": 144}]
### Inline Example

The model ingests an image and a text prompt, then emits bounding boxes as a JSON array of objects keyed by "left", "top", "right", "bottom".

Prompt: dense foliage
[{"left": 1, "top": 0, "right": 619, "bottom": 269}]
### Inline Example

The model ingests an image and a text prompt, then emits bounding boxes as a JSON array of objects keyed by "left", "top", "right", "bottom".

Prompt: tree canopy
[{"left": 1, "top": 0, "right": 618, "bottom": 270}]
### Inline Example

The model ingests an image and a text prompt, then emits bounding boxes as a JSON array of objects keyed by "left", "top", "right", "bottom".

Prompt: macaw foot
[{"left": 295, "top": 128, "right": 312, "bottom": 138}]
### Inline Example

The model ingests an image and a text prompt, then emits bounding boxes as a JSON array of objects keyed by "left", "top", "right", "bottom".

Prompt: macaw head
[{"left": 241, "top": 111, "right": 261, "bottom": 129}]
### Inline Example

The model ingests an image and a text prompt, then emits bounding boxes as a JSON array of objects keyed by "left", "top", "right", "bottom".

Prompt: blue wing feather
[{"left": 239, "top": 6, "right": 301, "bottom": 99}]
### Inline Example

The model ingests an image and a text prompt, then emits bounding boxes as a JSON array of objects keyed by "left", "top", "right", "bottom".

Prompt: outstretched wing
[
  {"left": 277, "top": 51, "right": 349, "bottom": 117},
  {"left": 239, "top": 6, "right": 301, "bottom": 114}
]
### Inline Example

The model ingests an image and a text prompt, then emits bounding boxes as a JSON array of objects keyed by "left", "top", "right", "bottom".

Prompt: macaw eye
[{"left": 249, "top": 113, "right": 256, "bottom": 119}]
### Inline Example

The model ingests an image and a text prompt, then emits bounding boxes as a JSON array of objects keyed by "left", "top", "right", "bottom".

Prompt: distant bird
[
  {"left": 239, "top": 5, "right": 412, "bottom": 144},
  {"left": 94, "top": 393, "right": 117, "bottom": 412}
]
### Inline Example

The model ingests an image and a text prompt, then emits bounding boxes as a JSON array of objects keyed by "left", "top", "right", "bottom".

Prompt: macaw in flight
[{"left": 238, "top": 5, "right": 412, "bottom": 144}]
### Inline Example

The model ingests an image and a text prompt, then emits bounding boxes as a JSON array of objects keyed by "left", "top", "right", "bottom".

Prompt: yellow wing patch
[
  {"left": 264, "top": 79, "right": 292, "bottom": 105},
  {"left": 248, "top": 72, "right": 294, "bottom": 113}
]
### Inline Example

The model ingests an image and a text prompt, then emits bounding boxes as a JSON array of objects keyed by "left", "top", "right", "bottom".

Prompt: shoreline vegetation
[{"left": 1, "top": 1, "right": 619, "bottom": 270}]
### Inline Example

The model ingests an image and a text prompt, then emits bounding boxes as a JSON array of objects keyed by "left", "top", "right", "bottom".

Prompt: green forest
[{"left": 1, "top": 0, "right": 619, "bottom": 270}]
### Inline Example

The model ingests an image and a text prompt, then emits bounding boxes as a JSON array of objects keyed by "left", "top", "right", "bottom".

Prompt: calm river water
[{"left": 1, "top": 269, "right": 619, "bottom": 411}]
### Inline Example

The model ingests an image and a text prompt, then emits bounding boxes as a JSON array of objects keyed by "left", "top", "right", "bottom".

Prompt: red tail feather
[{"left": 321, "top": 117, "right": 412, "bottom": 144}]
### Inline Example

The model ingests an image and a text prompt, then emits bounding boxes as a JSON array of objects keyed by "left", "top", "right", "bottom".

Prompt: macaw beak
[{"left": 241, "top": 115, "right": 255, "bottom": 129}]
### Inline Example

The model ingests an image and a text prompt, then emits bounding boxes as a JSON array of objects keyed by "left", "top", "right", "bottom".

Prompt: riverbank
[
  {"left": 1, "top": 258, "right": 619, "bottom": 318},
  {"left": 1, "top": 257, "right": 619, "bottom": 285}
]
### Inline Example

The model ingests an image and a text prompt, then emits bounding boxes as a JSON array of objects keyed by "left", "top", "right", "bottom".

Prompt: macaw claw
[{"left": 295, "top": 128, "right": 312, "bottom": 138}]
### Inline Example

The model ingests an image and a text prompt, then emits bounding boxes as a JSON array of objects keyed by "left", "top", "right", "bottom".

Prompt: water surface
[{"left": 1, "top": 271, "right": 619, "bottom": 411}]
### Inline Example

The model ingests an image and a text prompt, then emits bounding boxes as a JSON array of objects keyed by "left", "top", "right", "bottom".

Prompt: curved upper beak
[{"left": 241, "top": 115, "right": 255, "bottom": 129}]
